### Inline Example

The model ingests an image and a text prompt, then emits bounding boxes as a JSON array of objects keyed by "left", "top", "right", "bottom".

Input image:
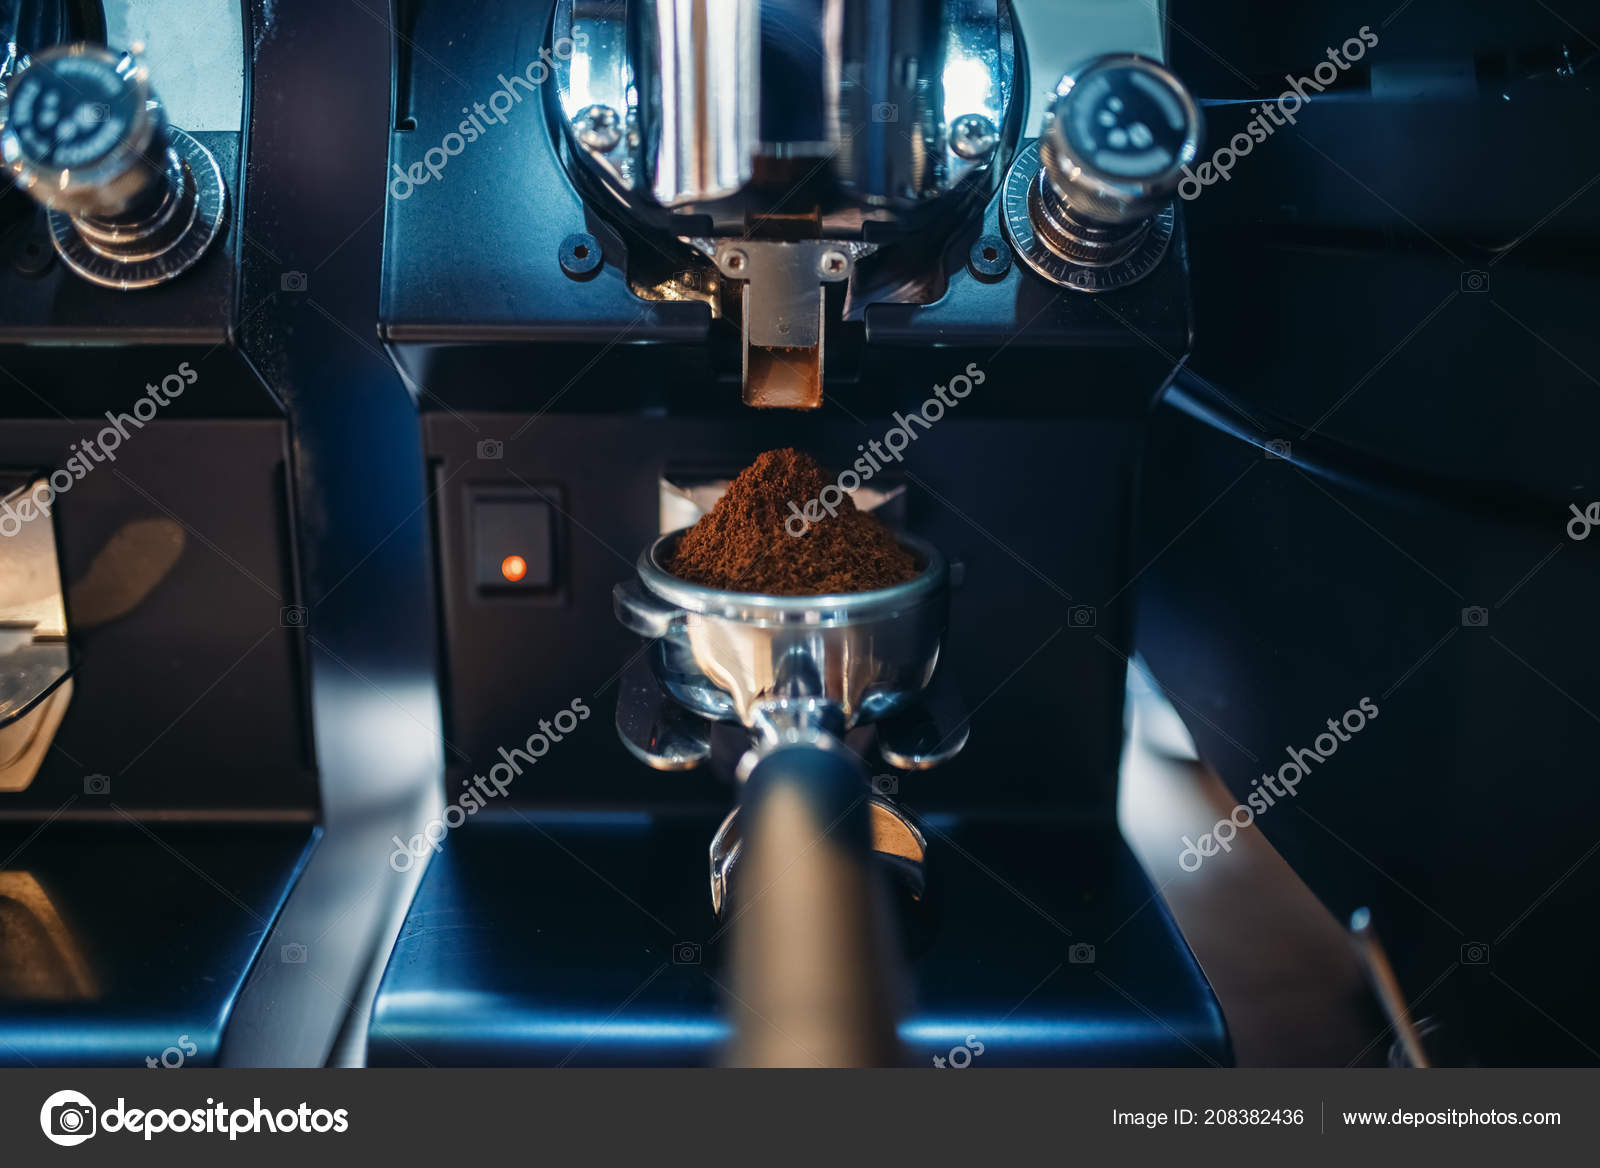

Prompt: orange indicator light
[{"left": 500, "top": 554, "right": 528, "bottom": 583}]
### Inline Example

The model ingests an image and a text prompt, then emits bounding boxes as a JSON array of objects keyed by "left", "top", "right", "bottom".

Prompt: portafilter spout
[{"left": 613, "top": 529, "right": 969, "bottom": 1066}]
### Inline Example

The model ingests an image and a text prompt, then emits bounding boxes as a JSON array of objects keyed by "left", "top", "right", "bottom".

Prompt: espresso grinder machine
[{"left": 369, "top": 0, "right": 1227, "bottom": 1066}]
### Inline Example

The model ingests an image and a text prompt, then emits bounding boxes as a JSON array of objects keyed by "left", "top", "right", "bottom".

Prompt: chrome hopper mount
[{"left": 550, "top": 0, "right": 1018, "bottom": 408}]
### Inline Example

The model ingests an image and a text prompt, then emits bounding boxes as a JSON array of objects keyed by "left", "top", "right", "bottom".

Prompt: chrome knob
[
  {"left": 1039, "top": 53, "right": 1201, "bottom": 228},
  {"left": 0, "top": 44, "right": 172, "bottom": 220},
  {"left": 0, "top": 43, "right": 226, "bottom": 289}
]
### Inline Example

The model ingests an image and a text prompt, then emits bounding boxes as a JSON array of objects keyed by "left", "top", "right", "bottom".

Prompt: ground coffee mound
[{"left": 668, "top": 448, "right": 919, "bottom": 595}]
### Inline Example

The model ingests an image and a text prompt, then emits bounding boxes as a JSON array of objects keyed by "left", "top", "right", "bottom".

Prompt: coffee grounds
[{"left": 668, "top": 448, "right": 919, "bottom": 595}]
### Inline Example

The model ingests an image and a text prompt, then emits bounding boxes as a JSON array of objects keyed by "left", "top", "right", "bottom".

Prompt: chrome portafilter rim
[
  {"left": 615, "top": 526, "right": 963, "bottom": 760},
  {"left": 637, "top": 529, "right": 948, "bottom": 624}
]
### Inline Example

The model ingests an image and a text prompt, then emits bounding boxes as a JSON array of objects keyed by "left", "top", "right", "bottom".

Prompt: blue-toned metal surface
[
  {"left": 369, "top": 814, "right": 1227, "bottom": 1066},
  {"left": 0, "top": 824, "right": 319, "bottom": 1067}
]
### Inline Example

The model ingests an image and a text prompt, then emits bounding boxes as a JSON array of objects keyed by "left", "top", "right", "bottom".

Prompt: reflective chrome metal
[
  {"left": 0, "top": 44, "right": 226, "bottom": 289},
  {"left": 684, "top": 236, "right": 877, "bottom": 409},
  {"left": 618, "top": 528, "right": 949, "bottom": 734},
  {"left": 710, "top": 796, "right": 927, "bottom": 915},
  {"left": 876, "top": 669, "right": 970, "bottom": 769},
  {"left": 573, "top": 103, "right": 622, "bottom": 153},
  {"left": 614, "top": 651, "right": 714, "bottom": 770},
  {"left": 648, "top": 0, "right": 759, "bottom": 206},
  {"left": 827, "top": 0, "right": 1014, "bottom": 205},
  {"left": 1002, "top": 51, "right": 1199, "bottom": 294},
  {"left": 1, "top": 44, "right": 162, "bottom": 219},
  {"left": 1004, "top": 139, "right": 1176, "bottom": 292},
  {"left": 0, "top": 40, "right": 19, "bottom": 99},
  {"left": 553, "top": 0, "right": 1016, "bottom": 215},
  {"left": 552, "top": 2, "right": 642, "bottom": 193},
  {"left": 1039, "top": 53, "right": 1200, "bottom": 226},
  {"left": 949, "top": 113, "right": 998, "bottom": 160}
]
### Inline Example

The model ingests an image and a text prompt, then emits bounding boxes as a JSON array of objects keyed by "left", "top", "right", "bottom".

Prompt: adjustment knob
[
  {"left": 0, "top": 44, "right": 170, "bottom": 219},
  {"left": 1039, "top": 53, "right": 1201, "bottom": 227},
  {"left": 0, "top": 43, "right": 226, "bottom": 289}
]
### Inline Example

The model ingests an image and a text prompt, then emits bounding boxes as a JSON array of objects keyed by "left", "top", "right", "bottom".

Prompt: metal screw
[
  {"left": 573, "top": 104, "right": 622, "bottom": 153},
  {"left": 818, "top": 250, "right": 849, "bottom": 278},
  {"left": 949, "top": 113, "right": 998, "bottom": 160},
  {"left": 559, "top": 232, "right": 603, "bottom": 278},
  {"left": 724, "top": 248, "right": 749, "bottom": 274},
  {"left": 967, "top": 233, "right": 1011, "bottom": 280}
]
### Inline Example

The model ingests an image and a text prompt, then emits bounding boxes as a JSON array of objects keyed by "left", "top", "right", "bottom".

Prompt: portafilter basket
[{"left": 613, "top": 528, "right": 967, "bottom": 771}]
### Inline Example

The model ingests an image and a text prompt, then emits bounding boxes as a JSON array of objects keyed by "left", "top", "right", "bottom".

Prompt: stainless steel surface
[
  {"left": 615, "top": 523, "right": 942, "bottom": 1066},
  {"left": 709, "top": 795, "right": 926, "bottom": 915},
  {"left": 0, "top": 39, "right": 18, "bottom": 98},
  {"left": 619, "top": 528, "right": 950, "bottom": 739},
  {"left": 875, "top": 669, "right": 970, "bottom": 769},
  {"left": 1003, "top": 137, "right": 1176, "bottom": 292},
  {"left": 572, "top": 103, "right": 622, "bottom": 153},
  {"left": 998, "top": 52, "right": 1197, "bottom": 292},
  {"left": 554, "top": 0, "right": 1016, "bottom": 221},
  {"left": 1039, "top": 53, "right": 1200, "bottom": 226},
  {"left": 684, "top": 236, "right": 877, "bottom": 408},
  {"left": 648, "top": 0, "right": 759, "bottom": 207},
  {"left": 47, "top": 124, "right": 226, "bottom": 289},
  {"left": 1350, "top": 906, "right": 1433, "bottom": 1068},
  {"left": 0, "top": 45, "right": 227, "bottom": 288},
  {"left": 0, "top": 44, "right": 163, "bottom": 219},
  {"left": 614, "top": 652, "right": 714, "bottom": 770},
  {"left": 553, "top": 1, "right": 641, "bottom": 195},
  {"left": 832, "top": 0, "right": 1014, "bottom": 205}
]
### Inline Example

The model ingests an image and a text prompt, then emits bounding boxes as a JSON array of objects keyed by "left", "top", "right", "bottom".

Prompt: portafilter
[{"left": 613, "top": 528, "right": 969, "bottom": 1066}]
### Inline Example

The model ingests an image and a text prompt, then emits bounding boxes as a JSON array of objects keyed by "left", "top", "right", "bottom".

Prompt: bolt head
[
  {"left": 818, "top": 250, "right": 849, "bottom": 278},
  {"left": 574, "top": 104, "right": 622, "bottom": 153},
  {"left": 949, "top": 113, "right": 998, "bottom": 160}
]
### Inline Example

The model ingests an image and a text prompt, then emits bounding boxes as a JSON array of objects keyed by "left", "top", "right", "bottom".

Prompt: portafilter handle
[{"left": 722, "top": 744, "right": 905, "bottom": 1068}]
